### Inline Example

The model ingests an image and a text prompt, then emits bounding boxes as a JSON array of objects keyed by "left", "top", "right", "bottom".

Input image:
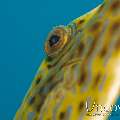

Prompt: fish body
[{"left": 14, "top": 0, "right": 120, "bottom": 120}]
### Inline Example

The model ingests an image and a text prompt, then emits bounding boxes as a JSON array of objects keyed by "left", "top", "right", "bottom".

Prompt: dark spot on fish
[
  {"left": 94, "top": 73, "right": 101, "bottom": 87},
  {"left": 36, "top": 103, "right": 43, "bottom": 112},
  {"left": 29, "top": 96, "right": 36, "bottom": 105},
  {"left": 48, "top": 74, "right": 56, "bottom": 83},
  {"left": 80, "top": 72, "right": 86, "bottom": 83},
  {"left": 111, "top": 21, "right": 120, "bottom": 34},
  {"left": 35, "top": 76, "right": 41, "bottom": 85},
  {"left": 78, "top": 66, "right": 87, "bottom": 85},
  {"left": 115, "top": 38, "right": 120, "bottom": 50},
  {"left": 39, "top": 86, "right": 45, "bottom": 94},
  {"left": 49, "top": 80, "right": 61, "bottom": 91},
  {"left": 33, "top": 117, "right": 38, "bottom": 120},
  {"left": 46, "top": 118, "right": 51, "bottom": 120},
  {"left": 47, "top": 64, "right": 53, "bottom": 69},
  {"left": 97, "top": 3, "right": 104, "bottom": 13},
  {"left": 46, "top": 56, "right": 53, "bottom": 62},
  {"left": 90, "top": 21, "right": 101, "bottom": 32},
  {"left": 110, "top": 1, "right": 120, "bottom": 11},
  {"left": 59, "top": 112, "right": 65, "bottom": 119},
  {"left": 46, "top": 57, "right": 55, "bottom": 69},
  {"left": 74, "top": 20, "right": 83, "bottom": 32},
  {"left": 78, "top": 42, "right": 85, "bottom": 55},
  {"left": 78, "top": 19, "right": 85, "bottom": 25},
  {"left": 87, "top": 39, "right": 98, "bottom": 57},
  {"left": 36, "top": 95, "right": 46, "bottom": 112},
  {"left": 78, "top": 101, "right": 84, "bottom": 111},
  {"left": 40, "top": 80, "right": 61, "bottom": 95},
  {"left": 100, "top": 47, "right": 107, "bottom": 57}
]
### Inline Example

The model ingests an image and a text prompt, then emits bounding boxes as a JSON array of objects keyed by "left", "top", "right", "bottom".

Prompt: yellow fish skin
[{"left": 14, "top": 0, "right": 120, "bottom": 120}]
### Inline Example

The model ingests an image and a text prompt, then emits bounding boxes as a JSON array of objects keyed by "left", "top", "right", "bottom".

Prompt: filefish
[{"left": 14, "top": 0, "right": 120, "bottom": 119}]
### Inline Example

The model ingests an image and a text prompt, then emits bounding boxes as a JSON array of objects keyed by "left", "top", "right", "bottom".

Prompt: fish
[{"left": 14, "top": 0, "right": 120, "bottom": 120}]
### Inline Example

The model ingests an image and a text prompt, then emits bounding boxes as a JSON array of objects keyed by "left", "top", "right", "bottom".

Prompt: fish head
[{"left": 14, "top": 0, "right": 120, "bottom": 120}]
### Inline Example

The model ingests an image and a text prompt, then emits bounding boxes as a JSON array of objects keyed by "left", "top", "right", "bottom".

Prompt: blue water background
[{"left": 0, "top": 0, "right": 119, "bottom": 120}]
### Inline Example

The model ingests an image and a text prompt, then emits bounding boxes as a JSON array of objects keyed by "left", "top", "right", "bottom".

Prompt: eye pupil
[{"left": 49, "top": 35, "right": 60, "bottom": 47}]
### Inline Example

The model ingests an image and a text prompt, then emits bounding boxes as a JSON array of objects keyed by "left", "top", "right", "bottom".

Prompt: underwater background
[{"left": 0, "top": 0, "right": 120, "bottom": 120}]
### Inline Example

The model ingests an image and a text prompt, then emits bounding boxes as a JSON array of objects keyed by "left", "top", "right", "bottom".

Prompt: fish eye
[
  {"left": 49, "top": 34, "right": 60, "bottom": 47},
  {"left": 45, "top": 26, "right": 71, "bottom": 57}
]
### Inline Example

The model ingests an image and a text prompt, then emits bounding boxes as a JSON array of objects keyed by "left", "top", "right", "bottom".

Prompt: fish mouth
[{"left": 62, "top": 58, "right": 82, "bottom": 68}]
